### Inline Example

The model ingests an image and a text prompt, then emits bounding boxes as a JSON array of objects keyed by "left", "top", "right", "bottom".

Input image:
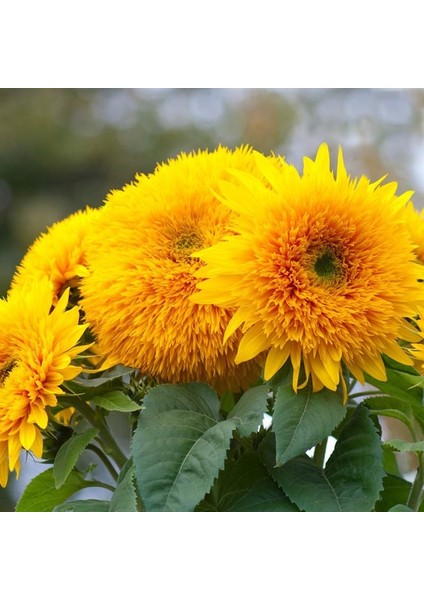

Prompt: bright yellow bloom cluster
[
  {"left": 0, "top": 279, "right": 88, "bottom": 487},
  {"left": 4, "top": 142, "right": 424, "bottom": 487},
  {"left": 192, "top": 145, "right": 424, "bottom": 394}
]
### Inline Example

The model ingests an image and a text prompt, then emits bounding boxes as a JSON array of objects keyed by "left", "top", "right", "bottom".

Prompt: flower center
[
  {"left": 173, "top": 230, "right": 203, "bottom": 262},
  {"left": 306, "top": 244, "right": 345, "bottom": 286}
]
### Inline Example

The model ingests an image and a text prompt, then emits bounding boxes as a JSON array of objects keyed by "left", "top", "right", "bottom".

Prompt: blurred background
[{"left": 1, "top": 87, "right": 423, "bottom": 510}]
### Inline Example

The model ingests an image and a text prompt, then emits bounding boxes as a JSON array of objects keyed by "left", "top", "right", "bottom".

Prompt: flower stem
[
  {"left": 313, "top": 438, "right": 328, "bottom": 469},
  {"left": 87, "top": 443, "right": 119, "bottom": 482},
  {"left": 407, "top": 454, "right": 424, "bottom": 511}
]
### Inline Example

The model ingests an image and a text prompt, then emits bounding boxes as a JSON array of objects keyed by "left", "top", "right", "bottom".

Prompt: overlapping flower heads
[
  {"left": 0, "top": 280, "right": 88, "bottom": 487},
  {"left": 80, "top": 147, "right": 263, "bottom": 391},
  {"left": 4, "top": 142, "right": 424, "bottom": 492},
  {"left": 192, "top": 144, "right": 424, "bottom": 395}
]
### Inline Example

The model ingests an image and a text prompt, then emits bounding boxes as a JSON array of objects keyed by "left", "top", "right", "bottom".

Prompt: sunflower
[
  {"left": 0, "top": 279, "right": 88, "bottom": 487},
  {"left": 402, "top": 199, "right": 424, "bottom": 263},
  {"left": 11, "top": 207, "right": 98, "bottom": 303},
  {"left": 192, "top": 144, "right": 424, "bottom": 395},
  {"left": 80, "top": 146, "right": 263, "bottom": 391}
]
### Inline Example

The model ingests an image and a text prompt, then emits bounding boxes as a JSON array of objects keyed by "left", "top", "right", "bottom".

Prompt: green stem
[
  {"left": 313, "top": 438, "right": 328, "bottom": 469},
  {"left": 407, "top": 454, "right": 424, "bottom": 511},
  {"left": 61, "top": 395, "right": 127, "bottom": 470},
  {"left": 348, "top": 390, "right": 386, "bottom": 401},
  {"left": 87, "top": 443, "right": 119, "bottom": 482},
  {"left": 85, "top": 480, "right": 116, "bottom": 493}
]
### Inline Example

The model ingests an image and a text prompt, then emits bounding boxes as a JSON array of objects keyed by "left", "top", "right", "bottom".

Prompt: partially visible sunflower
[
  {"left": 11, "top": 207, "right": 98, "bottom": 304},
  {"left": 0, "top": 279, "right": 88, "bottom": 487},
  {"left": 402, "top": 199, "right": 424, "bottom": 263},
  {"left": 192, "top": 144, "right": 424, "bottom": 395},
  {"left": 81, "top": 146, "right": 263, "bottom": 391}
]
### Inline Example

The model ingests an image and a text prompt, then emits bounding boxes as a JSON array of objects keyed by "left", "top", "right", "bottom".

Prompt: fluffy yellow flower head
[
  {"left": 0, "top": 279, "right": 88, "bottom": 487},
  {"left": 81, "top": 147, "right": 262, "bottom": 391},
  {"left": 192, "top": 144, "right": 424, "bottom": 394},
  {"left": 11, "top": 207, "right": 98, "bottom": 303}
]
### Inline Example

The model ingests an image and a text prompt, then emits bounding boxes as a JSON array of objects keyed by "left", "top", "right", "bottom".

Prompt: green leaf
[
  {"left": 197, "top": 451, "right": 298, "bottom": 512},
  {"left": 268, "top": 404, "right": 385, "bottom": 511},
  {"left": 53, "top": 428, "right": 99, "bottom": 488},
  {"left": 375, "top": 475, "right": 412, "bottom": 512},
  {"left": 133, "top": 383, "right": 237, "bottom": 511},
  {"left": 63, "top": 366, "right": 134, "bottom": 398},
  {"left": 364, "top": 395, "right": 414, "bottom": 431},
  {"left": 366, "top": 368, "right": 424, "bottom": 405},
  {"left": 109, "top": 462, "right": 138, "bottom": 512},
  {"left": 383, "top": 439, "right": 424, "bottom": 453},
  {"left": 16, "top": 468, "right": 91, "bottom": 512},
  {"left": 53, "top": 500, "right": 111, "bottom": 512},
  {"left": 362, "top": 390, "right": 424, "bottom": 438},
  {"left": 272, "top": 383, "right": 346, "bottom": 465},
  {"left": 389, "top": 504, "right": 414, "bottom": 512},
  {"left": 227, "top": 385, "right": 270, "bottom": 437},
  {"left": 91, "top": 391, "right": 140, "bottom": 412}
]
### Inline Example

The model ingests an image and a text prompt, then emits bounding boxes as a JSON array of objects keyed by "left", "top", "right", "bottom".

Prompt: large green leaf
[
  {"left": 53, "top": 428, "right": 99, "bottom": 488},
  {"left": 267, "top": 404, "right": 385, "bottom": 511},
  {"left": 133, "top": 383, "right": 237, "bottom": 511},
  {"left": 272, "top": 383, "right": 346, "bottom": 465},
  {"left": 389, "top": 504, "right": 414, "bottom": 512},
  {"left": 197, "top": 451, "right": 298, "bottom": 512},
  {"left": 227, "top": 385, "right": 270, "bottom": 437},
  {"left": 16, "top": 468, "right": 91, "bottom": 512}
]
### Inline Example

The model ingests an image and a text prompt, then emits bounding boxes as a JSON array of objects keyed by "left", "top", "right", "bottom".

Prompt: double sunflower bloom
[{"left": 1, "top": 143, "right": 424, "bottom": 487}]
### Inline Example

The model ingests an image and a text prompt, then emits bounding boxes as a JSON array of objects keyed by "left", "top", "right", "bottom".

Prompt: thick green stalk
[
  {"left": 313, "top": 438, "right": 328, "bottom": 469},
  {"left": 87, "top": 443, "right": 119, "bottom": 482},
  {"left": 407, "top": 454, "right": 424, "bottom": 511}
]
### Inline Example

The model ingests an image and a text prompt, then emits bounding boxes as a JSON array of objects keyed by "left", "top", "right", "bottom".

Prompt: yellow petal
[
  {"left": 264, "top": 344, "right": 291, "bottom": 380},
  {"left": 19, "top": 421, "right": 36, "bottom": 450},
  {"left": 236, "top": 324, "right": 270, "bottom": 363},
  {"left": 309, "top": 354, "right": 339, "bottom": 391},
  {"left": 224, "top": 308, "right": 247, "bottom": 344}
]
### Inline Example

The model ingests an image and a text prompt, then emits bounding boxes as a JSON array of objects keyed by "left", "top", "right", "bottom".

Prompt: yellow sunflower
[
  {"left": 0, "top": 279, "right": 88, "bottom": 487},
  {"left": 402, "top": 199, "right": 424, "bottom": 263},
  {"left": 192, "top": 144, "right": 424, "bottom": 395},
  {"left": 11, "top": 207, "right": 98, "bottom": 303},
  {"left": 80, "top": 146, "right": 263, "bottom": 391}
]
